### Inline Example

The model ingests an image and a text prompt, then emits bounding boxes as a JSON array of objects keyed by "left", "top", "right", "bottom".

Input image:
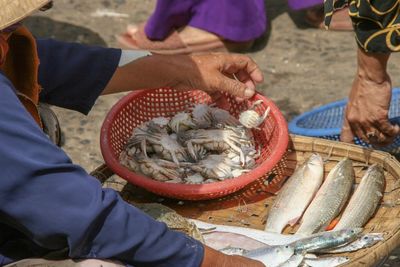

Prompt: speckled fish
[
  {"left": 134, "top": 203, "right": 205, "bottom": 243},
  {"left": 334, "top": 164, "right": 385, "bottom": 230},
  {"left": 302, "top": 256, "right": 349, "bottom": 267},
  {"left": 296, "top": 158, "right": 354, "bottom": 235},
  {"left": 320, "top": 233, "right": 384, "bottom": 253},
  {"left": 243, "top": 244, "right": 295, "bottom": 267},
  {"left": 219, "top": 246, "right": 249, "bottom": 256},
  {"left": 265, "top": 153, "right": 324, "bottom": 233},
  {"left": 277, "top": 254, "right": 305, "bottom": 267},
  {"left": 190, "top": 219, "right": 302, "bottom": 246},
  {"left": 291, "top": 228, "right": 362, "bottom": 254}
]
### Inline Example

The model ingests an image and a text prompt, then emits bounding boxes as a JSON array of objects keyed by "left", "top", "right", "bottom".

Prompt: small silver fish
[
  {"left": 320, "top": 233, "right": 384, "bottom": 253},
  {"left": 334, "top": 164, "right": 385, "bottom": 230},
  {"left": 190, "top": 219, "right": 301, "bottom": 246},
  {"left": 303, "top": 256, "right": 349, "bottom": 267},
  {"left": 277, "top": 254, "right": 305, "bottom": 267},
  {"left": 219, "top": 246, "right": 248, "bottom": 256},
  {"left": 265, "top": 153, "right": 324, "bottom": 233},
  {"left": 297, "top": 158, "right": 354, "bottom": 235},
  {"left": 244, "top": 244, "right": 295, "bottom": 267},
  {"left": 291, "top": 228, "right": 362, "bottom": 253}
]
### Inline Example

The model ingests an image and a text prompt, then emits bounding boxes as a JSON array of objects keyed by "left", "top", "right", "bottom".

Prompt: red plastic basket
[{"left": 100, "top": 88, "right": 288, "bottom": 200}]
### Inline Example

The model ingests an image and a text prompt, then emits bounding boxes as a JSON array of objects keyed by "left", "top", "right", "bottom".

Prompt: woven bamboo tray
[{"left": 93, "top": 135, "right": 400, "bottom": 266}]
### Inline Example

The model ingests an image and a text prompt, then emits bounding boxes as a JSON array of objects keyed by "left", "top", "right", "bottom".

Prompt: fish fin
[
  {"left": 288, "top": 216, "right": 301, "bottom": 226},
  {"left": 326, "top": 218, "right": 340, "bottom": 231}
]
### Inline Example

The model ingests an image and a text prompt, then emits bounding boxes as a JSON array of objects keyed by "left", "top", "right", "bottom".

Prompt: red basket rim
[{"left": 100, "top": 89, "right": 289, "bottom": 199}]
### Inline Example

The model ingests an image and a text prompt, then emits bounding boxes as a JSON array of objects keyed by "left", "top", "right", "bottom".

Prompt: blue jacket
[{"left": 0, "top": 39, "right": 203, "bottom": 267}]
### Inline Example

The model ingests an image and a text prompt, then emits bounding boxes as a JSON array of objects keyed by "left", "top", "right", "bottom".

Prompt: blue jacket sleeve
[
  {"left": 37, "top": 39, "right": 121, "bottom": 115},
  {"left": 0, "top": 74, "right": 204, "bottom": 266}
]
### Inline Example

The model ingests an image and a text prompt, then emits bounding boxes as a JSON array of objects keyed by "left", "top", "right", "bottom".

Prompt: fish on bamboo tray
[{"left": 94, "top": 135, "right": 400, "bottom": 267}]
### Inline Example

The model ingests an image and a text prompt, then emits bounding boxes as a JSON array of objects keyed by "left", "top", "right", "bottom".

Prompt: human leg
[
  {"left": 288, "top": 0, "right": 352, "bottom": 31},
  {"left": 118, "top": 0, "right": 266, "bottom": 54}
]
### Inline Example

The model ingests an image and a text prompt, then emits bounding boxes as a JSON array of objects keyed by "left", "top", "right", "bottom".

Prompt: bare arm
[
  {"left": 201, "top": 245, "right": 264, "bottom": 267},
  {"left": 341, "top": 47, "right": 399, "bottom": 145},
  {"left": 335, "top": 0, "right": 400, "bottom": 145},
  {"left": 102, "top": 53, "right": 264, "bottom": 100}
]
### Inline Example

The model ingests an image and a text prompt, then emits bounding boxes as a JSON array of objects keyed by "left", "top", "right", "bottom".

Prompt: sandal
[{"left": 117, "top": 23, "right": 254, "bottom": 54}]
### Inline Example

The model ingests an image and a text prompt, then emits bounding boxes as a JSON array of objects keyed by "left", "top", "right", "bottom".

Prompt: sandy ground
[{"left": 25, "top": 0, "right": 400, "bottom": 265}]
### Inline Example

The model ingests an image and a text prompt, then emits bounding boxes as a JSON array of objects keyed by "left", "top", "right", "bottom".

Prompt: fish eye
[{"left": 285, "top": 245, "right": 289, "bottom": 249}]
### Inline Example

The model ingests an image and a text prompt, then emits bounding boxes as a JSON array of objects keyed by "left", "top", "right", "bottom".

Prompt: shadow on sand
[
  {"left": 252, "top": 0, "right": 319, "bottom": 52},
  {"left": 24, "top": 16, "right": 107, "bottom": 47}
]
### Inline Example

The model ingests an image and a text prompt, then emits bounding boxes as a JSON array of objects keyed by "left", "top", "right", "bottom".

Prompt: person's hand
[
  {"left": 201, "top": 245, "right": 264, "bottom": 267},
  {"left": 340, "top": 48, "right": 399, "bottom": 145},
  {"left": 104, "top": 52, "right": 263, "bottom": 103},
  {"left": 177, "top": 53, "right": 264, "bottom": 101}
]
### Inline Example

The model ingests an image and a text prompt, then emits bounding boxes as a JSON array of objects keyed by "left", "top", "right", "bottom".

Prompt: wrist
[
  {"left": 357, "top": 47, "right": 390, "bottom": 84},
  {"left": 201, "top": 245, "right": 221, "bottom": 267},
  {"left": 150, "top": 54, "right": 195, "bottom": 89}
]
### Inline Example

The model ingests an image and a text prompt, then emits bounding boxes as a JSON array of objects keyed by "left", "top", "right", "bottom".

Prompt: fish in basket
[
  {"left": 96, "top": 135, "right": 400, "bottom": 267},
  {"left": 179, "top": 153, "right": 386, "bottom": 266}
]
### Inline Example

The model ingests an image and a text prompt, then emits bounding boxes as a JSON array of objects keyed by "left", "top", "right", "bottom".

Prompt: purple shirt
[{"left": 0, "top": 39, "right": 203, "bottom": 267}]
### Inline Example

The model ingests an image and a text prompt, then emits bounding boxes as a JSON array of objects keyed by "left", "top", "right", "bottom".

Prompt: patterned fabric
[{"left": 324, "top": 0, "right": 400, "bottom": 53}]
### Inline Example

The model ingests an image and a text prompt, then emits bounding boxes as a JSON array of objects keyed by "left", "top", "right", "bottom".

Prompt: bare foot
[
  {"left": 179, "top": 26, "right": 255, "bottom": 52},
  {"left": 178, "top": 26, "right": 221, "bottom": 45},
  {"left": 305, "top": 6, "right": 352, "bottom": 31}
]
